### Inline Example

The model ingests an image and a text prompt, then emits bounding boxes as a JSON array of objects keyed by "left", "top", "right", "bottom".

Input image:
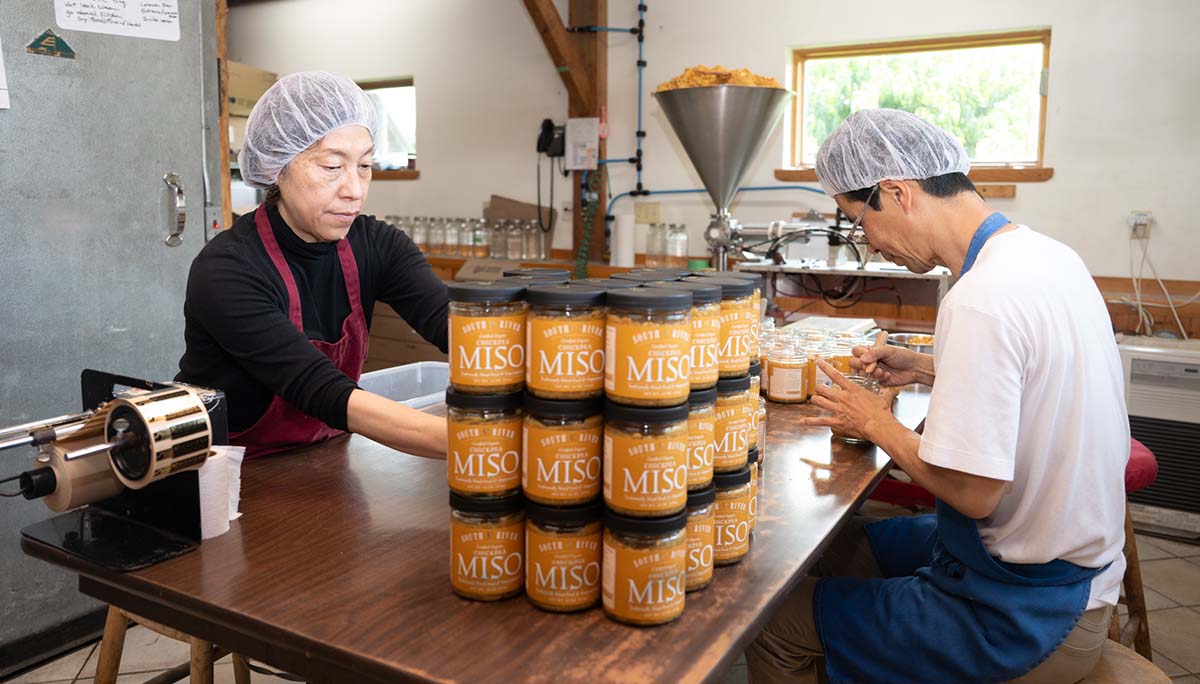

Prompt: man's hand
[
  {"left": 799, "top": 360, "right": 897, "bottom": 439},
  {"left": 850, "top": 344, "right": 936, "bottom": 387}
]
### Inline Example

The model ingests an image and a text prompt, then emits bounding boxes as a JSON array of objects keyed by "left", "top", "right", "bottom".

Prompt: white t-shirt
[{"left": 919, "top": 226, "right": 1128, "bottom": 609}]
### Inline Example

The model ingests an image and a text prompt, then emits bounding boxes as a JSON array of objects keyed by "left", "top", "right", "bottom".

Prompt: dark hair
[
  {"left": 264, "top": 184, "right": 281, "bottom": 206},
  {"left": 844, "top": 172, "right": 977, "bottom": 210}
]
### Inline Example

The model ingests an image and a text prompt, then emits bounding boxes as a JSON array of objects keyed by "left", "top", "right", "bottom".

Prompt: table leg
[{"left": 94, "top": 606, "right": 128, "bottom": 684}]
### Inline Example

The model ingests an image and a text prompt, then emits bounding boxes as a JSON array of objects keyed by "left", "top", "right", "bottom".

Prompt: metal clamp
[{"left": 162, "top": 172, "right": 185, "bottom": 246}]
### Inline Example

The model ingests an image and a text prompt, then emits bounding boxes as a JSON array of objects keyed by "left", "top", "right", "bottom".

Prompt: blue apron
[{"left": 812, "top": 212, "right": 1109, "bottom": 684}]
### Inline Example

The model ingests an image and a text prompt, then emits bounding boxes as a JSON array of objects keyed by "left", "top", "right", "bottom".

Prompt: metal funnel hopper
[{"left": 654, "top": 86, "right": 794, "bottom": 212}]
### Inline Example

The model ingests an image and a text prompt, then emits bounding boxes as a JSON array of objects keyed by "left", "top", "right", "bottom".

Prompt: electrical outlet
[
  {"left": 634, "top": 201, "right": 661, "bottom": 224},
  {"left": 561, "top": 201, "right": 572, "bottom": 214},
  {"left": 1128, "top": 210, "right": 1154, "bottom": 239}
]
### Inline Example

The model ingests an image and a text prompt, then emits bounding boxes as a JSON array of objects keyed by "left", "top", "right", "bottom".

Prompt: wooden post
[
  {"left": 216, "top": 0, "right": 231, "bottom": 230},
  {"left": 522, "top": 0, "right": 608, "bottom": 263}
]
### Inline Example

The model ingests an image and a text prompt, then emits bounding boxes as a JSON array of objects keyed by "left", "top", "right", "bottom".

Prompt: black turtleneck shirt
[{"left": 176, "top": 205, "right": 449, "bottom": 433}]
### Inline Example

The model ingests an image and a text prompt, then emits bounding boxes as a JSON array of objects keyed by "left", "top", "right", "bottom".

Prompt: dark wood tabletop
[{"left": 23, "top": 388, "right": 930, "bottom": 684}]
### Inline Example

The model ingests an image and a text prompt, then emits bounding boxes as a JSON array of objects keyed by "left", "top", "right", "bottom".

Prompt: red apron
[{"left": 231, "top": 204, "right": 369, "bottom": 459}]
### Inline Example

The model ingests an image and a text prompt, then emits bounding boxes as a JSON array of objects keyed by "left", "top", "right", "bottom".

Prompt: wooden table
[{"left": 23, "top": 389, "right": 930, "bottom": 684}]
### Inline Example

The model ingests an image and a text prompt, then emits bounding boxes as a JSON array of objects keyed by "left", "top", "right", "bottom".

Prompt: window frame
[
  {"left": 358, "top": 77, "right": 420, "bottom": 180},
  {"left": 789, "top": 29, "right": 1052, "bottom": 171}
]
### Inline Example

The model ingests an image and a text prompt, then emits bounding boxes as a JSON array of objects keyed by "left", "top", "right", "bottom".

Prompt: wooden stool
[
  {"left": 1078, "top": 640, "right": 1169, "bottom": 684},
  {"left": 94, "top": 605, "right": 251, "bottom": 684},
  {"left": 1108, "top": 503, "right": 1153, "bottom": 659}
]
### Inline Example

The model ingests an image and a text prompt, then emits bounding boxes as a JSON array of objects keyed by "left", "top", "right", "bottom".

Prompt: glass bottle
[
  {"left": 473, "top": 219, "right": 490, "bottom": 258},
  {"left": 412, "top": 217, "right": 428, "bottom": 253},
  {"left": 444, "top": 218, "right": 460, "bottom": 257},
  {"left": 427, "top": 218, "right": 445, "bottom": 255},
  {"left": 666, "top": 223, "right": 689, "bottom": 269},
  {"left": 644, "top": 223, "right": 664, "bottom": 267},
  {"left": 506, "top": 220, "right": 525, "bottom": 260},
  {"left": 490, "top": 219, "right": 508, "bottom": 259}
]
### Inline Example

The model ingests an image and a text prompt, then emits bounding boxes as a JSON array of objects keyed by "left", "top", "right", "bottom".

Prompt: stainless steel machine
[{"left": 2, "top": 370, "right": 224, "bottom": 571}]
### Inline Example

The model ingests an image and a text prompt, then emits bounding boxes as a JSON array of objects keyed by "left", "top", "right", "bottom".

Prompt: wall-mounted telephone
[{"left": 536, "top": 118, "right": 565, "bottom": 158}]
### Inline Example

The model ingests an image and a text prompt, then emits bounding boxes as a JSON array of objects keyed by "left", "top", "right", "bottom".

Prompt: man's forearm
[
  {"left": 913, "top": 352, "right": 937, "bottom": 386},
  {"left": 864, "top": 415, "right": 1003, "bottom": 519}
]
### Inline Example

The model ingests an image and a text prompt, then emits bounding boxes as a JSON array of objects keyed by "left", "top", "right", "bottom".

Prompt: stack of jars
[{"left": 445, "top": 267, "right": 765, "bottom": 627}]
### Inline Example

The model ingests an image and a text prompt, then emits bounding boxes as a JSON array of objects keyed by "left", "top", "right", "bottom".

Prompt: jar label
[
  {"left": 447, "top": 417, "right": 522, "bottom": 495},
  {"left": 761, "top": 356, "right": 770, "bottom": 392},
  {"left": 603, "top": 430, "right": 688, "bottom": 515},
  {"left": 750, "top": 473, "right": 759, "bottom": 531},
  {"left": 714, "top": 492, "right": 752, "bottom": 562},
  {"left": 449, "top": 313, "right": 526, "bottom": 389},
  {"left": 526, "top": 523, "right": 601, "bottom": 609},
  {"left": 746, "top": 397, "right": 760, "bottom": 449},
  {"left": 604, "top": 318, "right": 691, "bottom": 402},
  {"left": 686, "top": 512, "right": 715, "bottom": 589},
  {"left": 451, "top": 518, "right": 524, "bottom": 598},
  {"left": 713, "top": 402, "right": 749, "bottom": 470},
  {"left": 526, "top": 317, "right": 605, "bottom": 395},
  {"left": 522, "top": 420, "right": 602, "bottom": 504},
  {"left": 602, "top": 530, "right": 687, "bottom": 623},
  {"left": 718, "top": 301, "right": 753, "bottom": 373},
  {"left": 686, "top": 413, "right": 715, "bottom": 488},
  {"left": 768, "top": 364, "right": 808, "bottom": 402},
  {"left": 689, "top": 311, "right": 721, "bottom": 386},
  {"left": 745, "top": 297, "right": 761, "bottom": 359}
]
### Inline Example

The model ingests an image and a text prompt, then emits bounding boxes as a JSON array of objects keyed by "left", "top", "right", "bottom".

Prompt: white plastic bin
[{"left": 358, "top": 361, "right": 448, "bottom": 410}]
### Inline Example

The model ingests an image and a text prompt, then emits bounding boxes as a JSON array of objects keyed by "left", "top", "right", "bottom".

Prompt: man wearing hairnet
[
  {"left": 177, "top": 71, "right": 449, "bottom": 459},
  {"left": 748, "top": 110, "right": 1128, "bottom": 684}
]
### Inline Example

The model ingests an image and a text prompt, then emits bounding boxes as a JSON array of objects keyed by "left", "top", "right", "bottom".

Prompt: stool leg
[
  {"left": 1122, "top": 504, "right": 1153, "bottom": 659},
  {"left": 93, "top": 606, "right": 128, "bottom": 684},
  {"left": 232, "top": 653, "right": 252, "bottom": 684},
  {"left": 189, "top": 638, "right": 214, "bottom": 684}
]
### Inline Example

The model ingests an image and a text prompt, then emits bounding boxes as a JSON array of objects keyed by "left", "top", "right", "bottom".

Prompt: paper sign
[
  {"left": 56, "top": 0, "right": 181, "bottom": 42},
  {"left": 565, "top": 117, "right": 599, "bottom": 171},
  {"left": 0, "top": 35, "right": 9, "bottom": 109}
]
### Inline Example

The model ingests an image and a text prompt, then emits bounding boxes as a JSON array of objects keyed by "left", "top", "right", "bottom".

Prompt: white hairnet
[
  {"left": 238, "top": 71, "right": 379, "bottom": 189},
  {"left": 814, "top": 109, "right": 970, "bottom": 197}
]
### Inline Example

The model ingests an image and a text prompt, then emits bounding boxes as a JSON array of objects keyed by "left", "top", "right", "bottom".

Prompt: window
[
  {"left": 790, "top": 30, "right": 1050, "bottom": 169},
  {"left": 359, "top": 78, "right": 417, "bottom": 172}
]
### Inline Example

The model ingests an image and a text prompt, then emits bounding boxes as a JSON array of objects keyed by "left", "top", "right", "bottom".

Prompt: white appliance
[{"left": 1118, "top": 336, "right": 1200, "bottom": 539}]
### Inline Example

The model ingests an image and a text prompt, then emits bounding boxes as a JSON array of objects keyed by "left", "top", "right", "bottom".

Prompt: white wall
[{"left": 229, "top": 0, "right": 1200, "bottom": 280}]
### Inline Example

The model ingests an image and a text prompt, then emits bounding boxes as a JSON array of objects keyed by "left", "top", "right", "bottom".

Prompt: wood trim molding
[
  {"left": 774, "top": 167, "right": 1054, "bottom": 184},
  {"left": 372, "top": 169, "right": 421, "bottom": 181}
]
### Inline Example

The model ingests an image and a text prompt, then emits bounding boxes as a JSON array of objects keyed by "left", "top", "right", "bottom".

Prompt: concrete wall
[{"left": 229, "top": 0, "right": 1199, "bottom": 281}]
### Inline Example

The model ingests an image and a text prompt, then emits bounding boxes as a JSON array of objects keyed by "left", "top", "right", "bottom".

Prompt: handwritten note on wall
[{"left": 56, "top": 0, "right": 181, "bottom": 42}]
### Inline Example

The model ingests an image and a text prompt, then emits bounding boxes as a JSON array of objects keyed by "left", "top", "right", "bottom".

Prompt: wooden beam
[
  {"left": 216, "top": 0, "right": 231, "bottom": 230},
  {"left": 976, "top": 184, "right": 1016, "bottom": 199},
  {"left": 568, "top": 0, "right": 606, "bottom": 263},
  {"left": 522, "top": 0, "right": 595, "bottom": 114}
]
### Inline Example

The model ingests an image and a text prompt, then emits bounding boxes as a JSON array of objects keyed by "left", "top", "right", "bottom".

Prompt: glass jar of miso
[
  {"left": 713, "top": 466, "right": 752, "bottom": 566},
  {"left": 685, "top": 484, "right": 716, "bottom": 592},
  {"left": 450, "top": 493, "right": 525, "bottom": 601},
  {"left": 713, "top": 374, "right": 750, "bottom": 473},
  {"left": 603, "top": 401, "right": 689, "bottom": 518},
  {"left": 525, "top": 499, "right": 603, "bottom": 612},
  {"left": 604, "top": 288, "right": 692, "bottom": 407},
  {"left": 448, "top": 281, "right": 527, "bottom": 394},
  {"left": 446, "top": 388, "right": 523, "bottom": 498},
  {"left": 649, "top": 280, "right": 721, "bottom": 390},
  {"left": 686, "top": 276, "right": 754, "bottom": 378},
  {"left": 525, "top": 284, "right": 606, "bottom": 399},
  {"left": 522, "top": 395, "right": 603, "bottom": 506},
  {"left": 602, "top": 508, "right": 688, "bottom": 626}
]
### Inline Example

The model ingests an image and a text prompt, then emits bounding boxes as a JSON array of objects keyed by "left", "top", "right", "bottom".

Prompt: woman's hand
[
  {"left": 799, "top": 361, "right": 897, "bottom": 440},
  {"left": 347, "top": 389, "right": 447, "bottom": 459},
  {"left": 850, "top": 343, "right": 935, "bottom": 387}
]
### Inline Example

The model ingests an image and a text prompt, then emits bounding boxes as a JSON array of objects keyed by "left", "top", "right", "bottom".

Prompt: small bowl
[{"left": 888, "top": 333, "right": 934, "bottom": 355}]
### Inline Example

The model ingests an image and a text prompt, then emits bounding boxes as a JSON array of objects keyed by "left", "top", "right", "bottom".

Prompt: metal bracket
[{"left": 162, "top": 172, "right": 185, "bottom": 246}]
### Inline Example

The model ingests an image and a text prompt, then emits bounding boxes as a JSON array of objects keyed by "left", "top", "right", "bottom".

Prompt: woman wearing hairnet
[
  {"left": 747, "top": 110, "right": 1127, "bottom": 684},
  {"left": 177, "top": 71, "right": 448, "bottom": 459}
]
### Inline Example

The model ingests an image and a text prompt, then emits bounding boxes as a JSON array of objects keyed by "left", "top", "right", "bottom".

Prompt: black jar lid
[
  {"left": 526, "top": 283, "right": 606, "bottom": 308},
  {"left": 574, "top": 277, "right": 640, "bottom": 290},
  {"left": 610, "top": 271, "right": 684, "bottom": 283},
  {"left": 682, "top": 276, "right": 753, "bottom": 299},
  {"left": 527, "top": 498, "right": 604, "bottom": 525},
  {"left": 502, "top": 267, "right": 571, "bottom": 279},
  {"left": 688, "top": 386, "right": 717, "bottom": 406},
  {"left": 748, "top": 445, "right": 759, "bottom": 465},
  {"left": 713, "top": 465, "right": 752, "bottom": 489},
  {"left": 450, "top": 492, "right": 525, "bottom": 514},
  {"left": 445, "top": 387, "right": 524, "bottom": 411},
  {"left": 644, "top": 280, "right": 721, "bottom": 305},
  {"left": 691, "top": 270, "right": 763, "bottom": 289},
  {"left": 630, "top": 268, "right": 691, "bottom": 279},
  {"left": 605, "top": 399, "right": 689, "bottom": 425},
  {"left": 717, "top": 374, "right": 751, "bottom": 393},
  {"left": 498, "top": 275, "right": 570, "bottom": 286},
  {"left": 524, "top": 394, "right": 603, "bottom": 419},
  {"left": 604, "top": 507, "right": 687, "bottom": 534},
  {"left": 687, "top": 484, "right": 716, "bottom": 508},
  {"left": 749, "top": 359, "right": 761, "bottom": 377},
  {"left": 606, "top": 286, "right": 692, "bottom": 311},
  {"left": 447, "top": 280, "right": 527, "bottom": 303}
]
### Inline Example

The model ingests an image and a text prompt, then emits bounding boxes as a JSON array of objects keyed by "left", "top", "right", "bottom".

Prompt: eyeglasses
[{"left": 844, "top": 185, "right": 879, "bottom": 246}]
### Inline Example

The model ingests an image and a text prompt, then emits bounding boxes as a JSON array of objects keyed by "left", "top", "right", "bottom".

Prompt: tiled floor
[{"left": 5, "top": 531, "right": 1198, "bottom": 684}]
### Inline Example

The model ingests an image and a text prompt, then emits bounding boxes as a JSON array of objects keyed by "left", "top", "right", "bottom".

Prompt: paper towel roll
[
  {"left": 610, "top": 214, "right": 636, "bottom": 267},
  {"left": 198, "top": 449, "right": 230, "bottom": 539},
  {"left": 220, "top": 445, "right": 245, "bottom": 521}
]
